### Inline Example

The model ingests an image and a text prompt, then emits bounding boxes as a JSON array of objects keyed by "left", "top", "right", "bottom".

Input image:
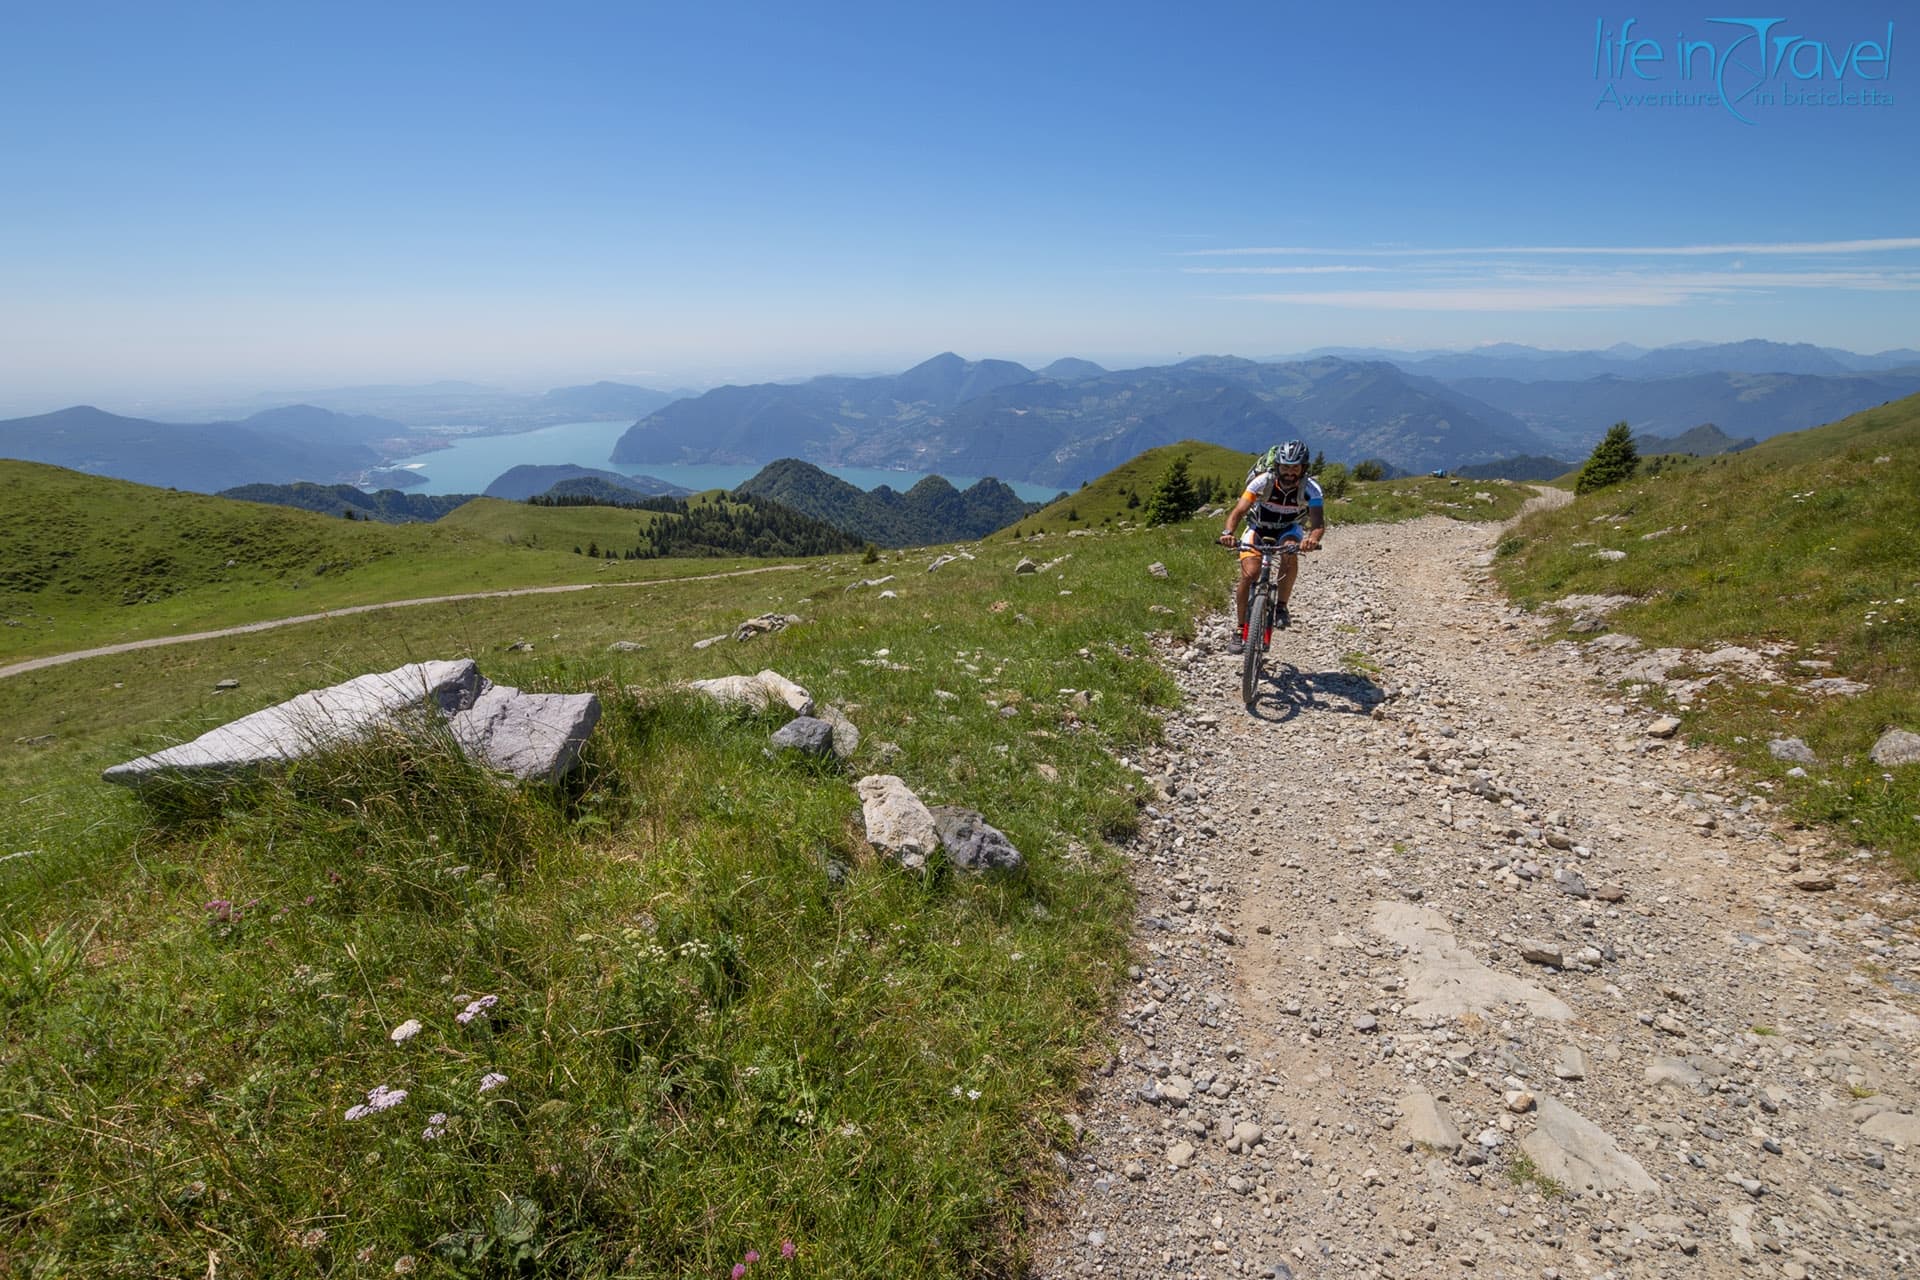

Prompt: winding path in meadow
[{"left": 0, "top": 563, "right": 805, "bottom": 680}]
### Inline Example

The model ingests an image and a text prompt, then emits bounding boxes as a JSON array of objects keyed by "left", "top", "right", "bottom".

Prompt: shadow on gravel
[{"left": 1244, "top": 667, "right": 1385, "bottom": 723}]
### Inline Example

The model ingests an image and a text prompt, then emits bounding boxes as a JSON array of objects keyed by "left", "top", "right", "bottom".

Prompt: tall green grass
[{"left": 0, "top": 525, "right": 1222, "bottom": 1277}]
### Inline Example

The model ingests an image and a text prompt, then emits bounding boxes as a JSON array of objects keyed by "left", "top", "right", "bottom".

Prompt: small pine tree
[
  {"left": 862, "top": 542, "right": 879, "bottom": 564},
  {"left": 1065, "top": 507, "right": 1080, "bottom": 522},
  {"left": 1310, "top": 450, "right": 1326, "bottom": 476},
  {"left": 1575, "top": 422, "right": 1639, "bottom": 495},
  {"left": 1144, "top": 453, "right": 1199, "bottom": 527},
  {"left": 573, "top": 545, "right": 582, "bottom": 555},
  {"left": 1125, "top": 491, "right": 1140, "bottom": 509},
  {"left": 586, "top": 540, "right": 599, "bottom": 558}
]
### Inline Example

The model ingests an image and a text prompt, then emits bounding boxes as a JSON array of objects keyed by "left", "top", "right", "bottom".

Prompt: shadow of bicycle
[{"left": 1244, "top": 665, "right": 1385, "bottom": 724}]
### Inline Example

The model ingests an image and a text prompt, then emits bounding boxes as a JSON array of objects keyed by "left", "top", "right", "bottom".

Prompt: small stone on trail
[
  {"left": 1554, "top": 1045, "right": 1591, "bottom": 1080},
  {"left": 1166, "top": 1139, "right": 1196, "bottom": 1169},
  {"left": 1400, "top": 1091, "right": 1461, "bottom": 1153},
  {"left": 1520, "top": 939, "right": 1564, "bottom": 967},
  {"left": 1790, "top": 869, "right": 1836, "bottom": 892},
  {"left": 1647, "top": 715, "right": 1681, "bottom": 738}
]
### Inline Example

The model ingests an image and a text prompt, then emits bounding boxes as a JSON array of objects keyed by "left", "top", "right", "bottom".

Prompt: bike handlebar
[{"left": 1217, "top": 535, "right": 1318, "bottom": 552}]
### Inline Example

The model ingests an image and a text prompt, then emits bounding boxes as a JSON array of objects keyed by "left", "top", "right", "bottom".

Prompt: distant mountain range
[
  {"left": 0, "top": 405, "right": 390, "bottom": 492},
  {"left": 1279, "top": 338, "right": 1920, "bottom": 382},
  {"left": 614, "top": 351, "right": 1564, "bottom": 483},
  {"left": 13, "top": 341, "right": 1919, "bottom": 495},
  {"left": 151, "top": 379, "right": 693, "bottom": 432},
  {"left": 1453, "top": 371, "right": 1920, "bottom": 451},
  {"left": 735, "top": 458, "right": 1049, "bottom": 547}
]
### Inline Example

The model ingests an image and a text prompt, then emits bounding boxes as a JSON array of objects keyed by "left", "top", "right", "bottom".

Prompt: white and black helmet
[{"left": 1270, "top": 440, "right": 1309, "bottom": 470}]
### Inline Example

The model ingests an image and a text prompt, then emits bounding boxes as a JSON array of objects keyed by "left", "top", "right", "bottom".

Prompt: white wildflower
[
  {"left": 455, "top": 994, "right": 498, "bottom": 1025},
  {"left": 478, "top": 1071, "right": 508, "bottom": 1093},
  {"left": 422, "top": 1112, "right": 448, "bottom": 1140},
  {"left": 967, "top": 1089, "right": 982, "bottom": 1101},
  {"left": 389, "top": 1019, "right": 422, "bottom": 1043},
  {"left": 343, "top": 1084, "right": 408, "bottom": 1121}
]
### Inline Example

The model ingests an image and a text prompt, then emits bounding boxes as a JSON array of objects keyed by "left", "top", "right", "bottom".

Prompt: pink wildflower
[
  {"left": 744, "top": 1250, "right": 760, "bottom": 1264},
  {"left": 730, "top": 1266, "right": 746, "bottom": 1280},
  {"left": 780, "top": 1239, "right": 796, "bottom": 1260}
]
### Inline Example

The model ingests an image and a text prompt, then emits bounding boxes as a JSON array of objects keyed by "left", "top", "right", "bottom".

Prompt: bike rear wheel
[{"left": 1241, "top": 592, "right": 1269, "bottom": 709}]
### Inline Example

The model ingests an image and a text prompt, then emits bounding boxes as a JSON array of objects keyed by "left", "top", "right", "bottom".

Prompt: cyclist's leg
[
  {"left": 1275, "top": 524, "right": 1305, "bottom": 606},
  {"left": 1234, "top": 548, "right": 1260, "bottom": 630}
]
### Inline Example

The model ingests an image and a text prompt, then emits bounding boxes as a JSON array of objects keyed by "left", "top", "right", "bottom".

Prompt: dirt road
[
  {"left": 1034, "top": 510, "right": 1919, "bottom": 1278},
  {"left": 0, "top": 563, "right": 804, "bottom": 680}
]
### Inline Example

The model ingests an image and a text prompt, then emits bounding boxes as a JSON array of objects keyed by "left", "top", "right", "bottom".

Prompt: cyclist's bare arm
[{"left": 1219, "top": 492, "right": 1256, "bottom": 543}]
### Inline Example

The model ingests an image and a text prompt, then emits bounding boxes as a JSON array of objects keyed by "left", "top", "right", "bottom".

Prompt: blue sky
[{"left": 1, "top": 0, "right": 1915, "bottom": 410}]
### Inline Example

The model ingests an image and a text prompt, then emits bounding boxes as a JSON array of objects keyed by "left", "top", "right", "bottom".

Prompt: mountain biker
[{"left": 1216, "top": 441, "right": 1324, "bottom": 654}]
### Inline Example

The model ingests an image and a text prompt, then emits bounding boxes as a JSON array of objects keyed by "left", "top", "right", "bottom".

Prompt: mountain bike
[{"left": 1222, "top": 537, "right": 1316, "bottom": 710}]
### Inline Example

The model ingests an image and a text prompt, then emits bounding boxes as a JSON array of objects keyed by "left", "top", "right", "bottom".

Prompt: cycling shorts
[{"left": 1239, "top": 524, "right": 1304, "bottom": 560}]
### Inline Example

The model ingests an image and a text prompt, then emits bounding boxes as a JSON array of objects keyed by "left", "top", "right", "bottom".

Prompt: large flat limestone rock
[
  {"left": 103, "top": 660, "right": 483, "bottom": 788},
  {"left": 687, "top": 670, "right": 815, "bottom": 717},
  {"left": 1520, "top": 1095, "right": 1658, "bottom": 1195},
  {"left": 1370, "top": 901, "right": 1572, "bottom": 1022},
  {"left": 449, "top": 685, "right": 600, "bottom": 784}
]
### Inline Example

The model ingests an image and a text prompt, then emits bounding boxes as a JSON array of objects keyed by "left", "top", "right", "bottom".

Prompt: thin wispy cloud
[
  {"left": 1179, "top": 237, "right": 1920, "bottom": 258},
  {"left": 1223, "top": 267, "right": 1920, "bottom": 312},
  {"left": 1181, "top": 265, "right": 1390, "bottom": 275}
]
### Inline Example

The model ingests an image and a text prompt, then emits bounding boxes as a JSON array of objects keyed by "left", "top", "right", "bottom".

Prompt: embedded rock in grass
[
  {"left": 448, "top": 685, "right": 601, "bottom": 784},
  {"left": 688, "top": 670, "right": 815, "bottom": 718},
  {"left": 1768, "top": 737, "right": 1818, "bottom": 765},
  {"left": 1519, "top": 1096, "right": 1658, "bottom": 1195},
  {"left": 816, "top": 704, "right": 861, "bottom": 760},
  {"left": 927, "top": 555, "right": 959, "bottom": 572},
  {"left": 855, "top": 774, "right": 939, "bottom": 870},
  {"left": 1870, "top": 728, "right": 1920, "bottom": 768},
  {"left": 735, "top": 612, "right": 800, "bottom": 642},
  {"left": 929, "top": 805, "right": 1025, "bottom": 873},
  {"left": 770, "top": 716, "right": 835, "bottom": 758},
  {"left": 102, "top": 659, "right": 484, "bottom": 789},
  {"left": 1015, "top": 558, "right": 1039, "bottom": 574},
  {"left": 844, "top": 575, "right": 894, "bottom": 592},
  {"left": 1147, "top": 562, "right": 1168, "bottom": 578}
]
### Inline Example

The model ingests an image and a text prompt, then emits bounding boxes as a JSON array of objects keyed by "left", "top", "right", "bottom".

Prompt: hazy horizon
[{"left": 3, "top": 2, "right": 1915, "bottom": 417}]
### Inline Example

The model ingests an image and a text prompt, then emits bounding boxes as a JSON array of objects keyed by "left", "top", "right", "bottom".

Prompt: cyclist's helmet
[{"left": 1270, "top": 440, "right": 1309, "bottom": 471}]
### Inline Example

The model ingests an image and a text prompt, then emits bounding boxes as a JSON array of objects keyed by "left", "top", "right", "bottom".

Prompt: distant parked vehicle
[{"left": 1429, "top": 469, "right": 1448, "bottom": 478}]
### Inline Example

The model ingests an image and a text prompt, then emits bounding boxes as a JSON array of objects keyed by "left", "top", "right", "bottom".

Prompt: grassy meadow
[
  {"left": 0, "top": 515, "right": 1248, "bottom": 1277},
  {"left": 0, "top": 463, "right": 776, "bottom": 665},
  {"left": 1496, "top": 392, "right": 1920, "bottom": 871}
]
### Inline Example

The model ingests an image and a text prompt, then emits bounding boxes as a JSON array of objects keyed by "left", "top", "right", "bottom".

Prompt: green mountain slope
[
  {"left": 216, "top": 482, "right": 477, "bottom": 522},
  {"left": 1497, "top": 390, "right": 1920, "bottom": 869},
  {"left": 0, "top": 463, "right": 767, "bottom": 661},
  {"left": 735, "top": 458, "right": 1044, "bottom": 547}
]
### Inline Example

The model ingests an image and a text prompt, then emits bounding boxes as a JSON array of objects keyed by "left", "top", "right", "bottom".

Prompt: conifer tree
[
  {"left": 1575, "top": 422, "right": 1639, "bottom": 495},
  {"left": 1145, "top": 453, "right": 1198, "bottom": 526}
]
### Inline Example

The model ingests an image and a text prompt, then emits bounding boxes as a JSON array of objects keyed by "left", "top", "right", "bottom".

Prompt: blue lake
[{"left": 382, "top": 420, "right": 1061, "bottom": 502}]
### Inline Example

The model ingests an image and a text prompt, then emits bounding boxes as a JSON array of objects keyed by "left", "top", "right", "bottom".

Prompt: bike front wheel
[{"left": 1241, "top": 592, "right": 1269, "bottom": 709}]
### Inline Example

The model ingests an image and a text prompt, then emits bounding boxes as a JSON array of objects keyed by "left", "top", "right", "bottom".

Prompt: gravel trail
[{"left": 1032, "top": 510, "right": 1920, "bottom": 1279}]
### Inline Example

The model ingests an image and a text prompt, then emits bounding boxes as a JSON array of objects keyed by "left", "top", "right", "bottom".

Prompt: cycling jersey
[{"left": 1242, "top": 472, "right": 1323, "bottom": 532}]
